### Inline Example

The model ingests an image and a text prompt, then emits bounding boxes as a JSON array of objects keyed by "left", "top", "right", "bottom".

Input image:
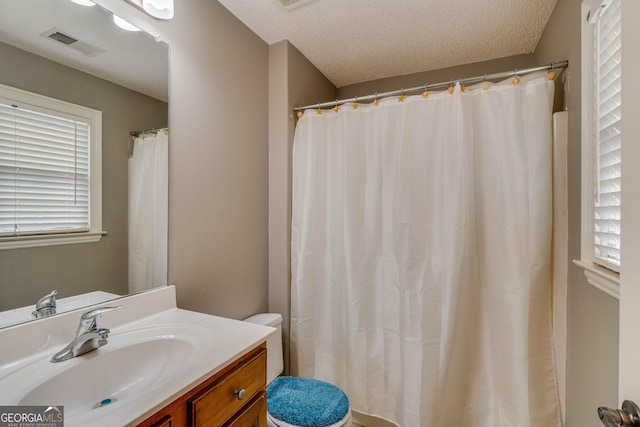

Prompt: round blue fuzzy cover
[{"left": 266, "top": 376, "right": 349, "bottom": 427}]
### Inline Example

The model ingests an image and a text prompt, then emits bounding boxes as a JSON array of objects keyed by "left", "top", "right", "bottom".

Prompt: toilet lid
[{"left": 267, "top": 376, "right": 349, "bottom": 427}]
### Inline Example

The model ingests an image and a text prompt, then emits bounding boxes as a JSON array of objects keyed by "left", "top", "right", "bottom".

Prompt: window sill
[
  {"left": 573, "top": 259, "right": 620, "bottom": 299},
  {"left": 0, "top": 231, "right": 107, "bottom": 250}
]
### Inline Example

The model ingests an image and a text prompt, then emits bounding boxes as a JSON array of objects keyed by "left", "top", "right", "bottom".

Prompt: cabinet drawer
[
  {"left": 224, "top": 392, "right": 266, "bottom": 427},
  {"left": 188, "top": 349, "right": 266, "bottom": 426}
]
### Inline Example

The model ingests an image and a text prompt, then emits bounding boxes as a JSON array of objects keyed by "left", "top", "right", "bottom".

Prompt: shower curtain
[
  {"left": 290, "top": 72, "right": 562, "bottom": 427},
  {"left": 129, "top": 131, "right": 168, "bottom": 294}
]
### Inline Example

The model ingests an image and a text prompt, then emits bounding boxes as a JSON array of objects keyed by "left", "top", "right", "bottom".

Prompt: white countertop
[{"left": 0, "top": 286, "right": 275, "bottom": 427}]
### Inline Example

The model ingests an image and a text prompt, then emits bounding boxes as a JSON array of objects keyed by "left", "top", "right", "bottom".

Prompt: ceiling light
[
  {"left": 142, "top": 0, "right": 174, "bottom": 20},
  {"left": 69, "top": 0, "right": 96, "bottom": 6},
  {"left": 113, "top": 15, "right": 141, "bottom": 32}
]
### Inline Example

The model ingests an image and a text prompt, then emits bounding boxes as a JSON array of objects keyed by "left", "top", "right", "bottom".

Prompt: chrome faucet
[
  {"left": 50, "top": 306, "right": 121, "bottom": 363},
  {"left": 32, "top": 290, "right": 58, "bottom": 319}
]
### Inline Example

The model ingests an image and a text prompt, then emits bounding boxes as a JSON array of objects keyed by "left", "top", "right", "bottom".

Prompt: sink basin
[
  {"left": 19, "top": 335, "right": 196, "bottom": 416},
  {"left": 0, "top": 322, "right": 212, "bottom": 422}
]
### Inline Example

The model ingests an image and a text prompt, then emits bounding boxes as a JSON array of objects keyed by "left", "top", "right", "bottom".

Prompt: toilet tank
[{"left": 244, "top": 313, "right": 283, "bottom": 384}]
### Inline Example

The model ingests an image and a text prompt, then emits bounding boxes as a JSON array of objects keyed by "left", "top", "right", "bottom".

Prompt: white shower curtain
[
  {"left": 290, "top": 72, "right": 562, "bottom": 427},
  {"left": 129, "top": 131, "right": 168, "bottom": 294}
]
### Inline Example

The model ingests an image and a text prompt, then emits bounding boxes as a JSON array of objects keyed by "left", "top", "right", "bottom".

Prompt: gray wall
[
  {"left": 165, "top": 0, "right": 269, "bottom": 320},
  {"left": 337, "top": 54, "right": 535, "bottom": 98},
  {"left": 95, "top": 0, "right": 271, "bottom": 320},
  {"left": 0, "top": 41, "right": 168, "bottom": 311},
  {"left": 534, "top": 0, "right": 620, "bottom": 426},
  {"left": 269, "top": 40, "right": 336, "bottom": 374}
]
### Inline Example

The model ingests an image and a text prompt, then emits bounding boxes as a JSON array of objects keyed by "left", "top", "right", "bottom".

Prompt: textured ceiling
[
  {"left": 217, "top": 0, "right": 558, "bottom": 88},
  {"left": 0, "top": 0, "right": 168, "bottom": 101}
]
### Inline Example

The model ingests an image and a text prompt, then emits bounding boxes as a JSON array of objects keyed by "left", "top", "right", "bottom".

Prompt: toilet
[{"left": 245, "top": 313, "right": 351, "bottom": 427}]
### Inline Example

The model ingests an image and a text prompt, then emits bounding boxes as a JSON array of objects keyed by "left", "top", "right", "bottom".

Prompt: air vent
[
  {"left": 276, "top": 0, "right": 319, "bottom": 10},
  {"left": 39, "top": 28, "right": 105, "bottom": 57},
  {"left": 48, "top": 31, "right": 77, "bottom": 45}
]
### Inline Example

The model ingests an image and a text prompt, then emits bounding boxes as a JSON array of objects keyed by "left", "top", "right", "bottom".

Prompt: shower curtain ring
[
  {"left": 334, "top": 99, "right": 339, "bottom": 113},
  {"left": 547, "top": 63, "right": 558, "bottom": 81},
  {"left": 422, "top": 84, "right": 428, "bottom": 98},
  {"left": 453, "top": 77, "right": 466, "bottom": 92},
  {"left": 353, "top": 96, "right": 359, "bottom": 109},
  {"left": 448, "top": 79, "right": 455, "bottom": 94},
  {"left": 374, "top": 92, "right": 379, "bottom": 106},
  {"left": 398, "top": 89, "right": 405, "bottom": 102}
]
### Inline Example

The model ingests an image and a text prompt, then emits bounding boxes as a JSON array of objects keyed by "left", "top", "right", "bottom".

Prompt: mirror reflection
[{"left": 0, "top": 0, "right": 169, "bottom": 327}]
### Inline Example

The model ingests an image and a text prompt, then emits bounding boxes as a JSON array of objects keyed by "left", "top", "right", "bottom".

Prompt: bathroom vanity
[
  {"left": 0, "top": 286, "right": 274, "bottom": 427},
  {"left": 137, "top": 344, "right": 267, "bottom": 427}
]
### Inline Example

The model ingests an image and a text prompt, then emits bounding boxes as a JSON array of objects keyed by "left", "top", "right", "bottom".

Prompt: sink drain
[{"left": 94, "top": 398, "right": 117, "bottom": 409}]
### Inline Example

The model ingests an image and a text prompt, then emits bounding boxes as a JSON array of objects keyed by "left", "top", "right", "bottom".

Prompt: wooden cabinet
[{"left": 138, "top": 344, "right": 267, "bottom": 427}]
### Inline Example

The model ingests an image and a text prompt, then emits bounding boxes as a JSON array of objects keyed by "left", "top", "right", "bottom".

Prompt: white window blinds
[
  {"left": 593, "top": 0, "right": 622, "bottom": 270},
  {"left": 0, "top": 100, "right": 90, "bottom": 237}
]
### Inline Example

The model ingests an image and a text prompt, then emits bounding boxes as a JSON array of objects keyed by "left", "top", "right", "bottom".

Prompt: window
[
  {"left": 577, "top": 0, "right": 622, "bottom": 298},
  {"left": 0, "top": 83, "right": 103, "bottom": 249}
]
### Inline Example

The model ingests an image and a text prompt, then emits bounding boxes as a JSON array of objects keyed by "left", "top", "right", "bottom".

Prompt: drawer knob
[{"left": 234, "top": 388, "right": 246, "bottom": 400}]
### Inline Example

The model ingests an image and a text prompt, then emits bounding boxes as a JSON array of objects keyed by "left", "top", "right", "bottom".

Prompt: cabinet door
[
  {"left": 224, "top": 393, "right": 266, "bottom": 427},
  {"left": 150, "top": 414, "right": 174, "bottom": 427},
  {"left": 138, "top": 399, "right": 186, "bottom": 427}
]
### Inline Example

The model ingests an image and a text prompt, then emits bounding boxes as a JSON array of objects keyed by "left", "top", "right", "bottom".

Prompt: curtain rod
[
  {"left": 294, "top": 60, "right": 568, "bottom": 112},
  {"left": 130, "top": 126, "right": 169, "bottom": 137}
]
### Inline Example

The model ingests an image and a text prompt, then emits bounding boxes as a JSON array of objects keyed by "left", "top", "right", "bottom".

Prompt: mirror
[{"left": 0, "top": 0, "right": 169, "bottom": 327}]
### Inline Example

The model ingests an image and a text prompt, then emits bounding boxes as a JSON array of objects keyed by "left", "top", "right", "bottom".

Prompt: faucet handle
[
  {"left": 32, "top": 290, "right": 58, "bottom": 319},
  {"left": 81, "top": 306, "right": 121, "bottom": 321},
  {"left": 78, "top": 306, "right": 121, "bottom": 331}
]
